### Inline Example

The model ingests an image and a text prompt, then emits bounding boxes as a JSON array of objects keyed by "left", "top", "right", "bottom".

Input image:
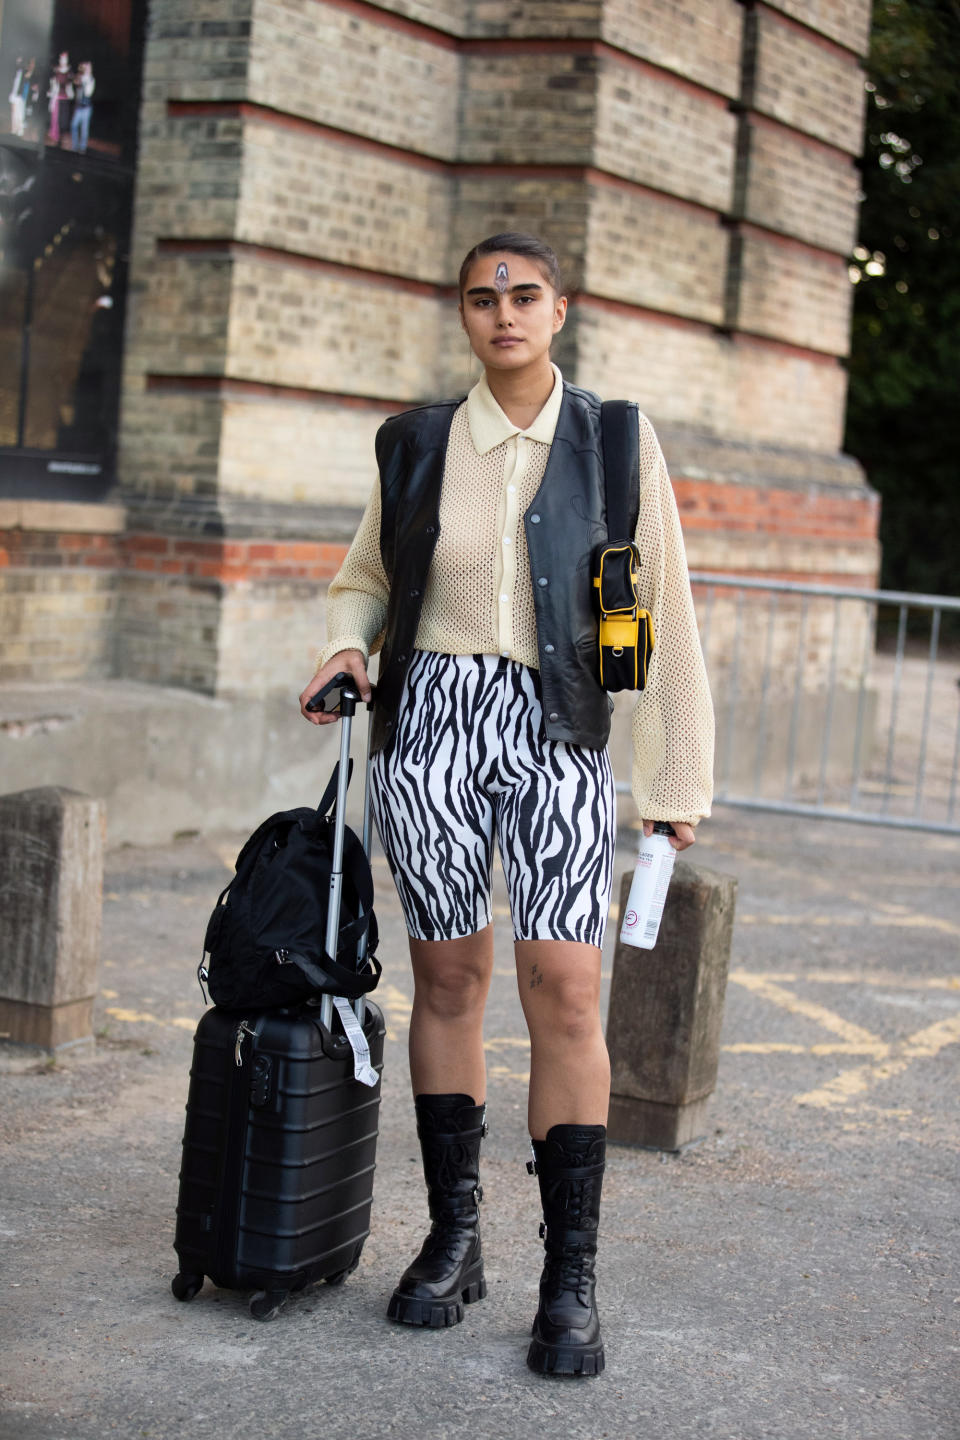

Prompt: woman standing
[{"left": 300, "top": 233, "right": 713, "bottom": 1376}]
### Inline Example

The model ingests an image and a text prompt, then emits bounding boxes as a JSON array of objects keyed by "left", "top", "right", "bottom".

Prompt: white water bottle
[{"left": 619, "top": 823, "right": 676, "bottom": 950}]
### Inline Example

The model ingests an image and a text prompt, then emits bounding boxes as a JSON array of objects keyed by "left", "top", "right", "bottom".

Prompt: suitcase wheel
[
  {"left": 249, "top": 1288, "right": 288, "bottom": 1322},
  {"left": 171, "top": 1271, "right": 204, "bottom": 1303},
  {"left": 325, "top": 1242, "right": 364, "bottom": 1287}
]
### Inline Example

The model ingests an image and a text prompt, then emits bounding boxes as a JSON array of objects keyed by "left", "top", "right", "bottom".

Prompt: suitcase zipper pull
[{"left": 235, "top": 1019, "right": 257, "bottom": 1067}]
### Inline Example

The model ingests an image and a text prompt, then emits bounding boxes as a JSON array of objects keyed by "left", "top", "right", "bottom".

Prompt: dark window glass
[{"left": 0, "top": 0, "right": 143, "bottom": 498}]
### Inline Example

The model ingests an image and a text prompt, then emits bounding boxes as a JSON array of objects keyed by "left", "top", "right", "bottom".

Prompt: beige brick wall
[
  {"left": 734, "top": 231, "right": 854, "bottom": 355},
  {"left": 0, "top": 571, "right": 118, "bottom": 683},
  {"left": 128, "top": 254, "right": 234, "bottom": 379},
  {"left": 602, "top": 0, "right": 743, "bottom": 97},
  {"left": 248, "top": 0, "right": 460, "bottom": 161},
  {"left": 575, "top": 303, "right": 847, "bottom": 451},
  {"left": 762, "top": 0, "right": 872, "bottom": 56},
  {"left": 750, "top": 7, "right": 867, "bottom": 154},
  {"left": 219, "top": 396, "right": 386, "bottom": 507},
  {"left": 118, "top": 388, "right": 223, "bottom": 498},
  {"left": 729, "top": 334, "right": 847, "bottom": 452},
  {"left": 594, "top": 56, "right": 737, "bottom": 209},
  {"left": 237, "top": 121, "right": 452, "bottom": 282},
  {"left": 686, "top": 529, "right": 880, "bottom": 583},
  {"left": 216, "top": 580, "right": 330, "bottom": 694},
  {"left": 585, "top": 181, "right": 729, "bottom": 324},
  {"left": 449, "top": 173, "right": 592, "bottom": 288},
  {"left": 741, "top": 118, "right": 860, "bottom": 255},
  {"left": 466, "top": 1, "right": 601, "bottom": 37},
  {"left": 224, "top": 256, "right": 448, "bottom": 398},
  {"left": 114, "top": 575, "right": 222, "bottom": 691},
  {"left": 458, "top": 52, "right": 598, "bottom": 165}
]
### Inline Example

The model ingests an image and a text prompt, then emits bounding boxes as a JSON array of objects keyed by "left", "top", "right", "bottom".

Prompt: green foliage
[{"left": 844, "top": 0, "right": 960, "bottom": 599}]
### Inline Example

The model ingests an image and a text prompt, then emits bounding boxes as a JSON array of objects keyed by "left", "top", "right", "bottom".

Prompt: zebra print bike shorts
[{"left": 370, "top": 651, "right": 616, "bottom": 947}]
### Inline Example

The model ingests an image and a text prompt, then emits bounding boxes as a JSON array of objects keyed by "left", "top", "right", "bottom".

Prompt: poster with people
[
  {"left": 1, "top": 0, "right": 133, "bottom": 160},
  {"left": 0, "top": 0, "right": 141, "bottom": 476}
]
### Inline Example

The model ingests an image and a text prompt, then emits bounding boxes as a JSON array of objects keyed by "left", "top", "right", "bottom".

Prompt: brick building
[{"left": 0, "top": 0, "right": 878, "bottom": 834}]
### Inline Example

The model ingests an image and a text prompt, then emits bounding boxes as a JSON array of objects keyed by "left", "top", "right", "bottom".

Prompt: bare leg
[
  {"left": 389, "top": 927, "right": 493, "bottom": 1328},
  {"left": 515, "top": 939, "right": 610, "bottom": 1139},
  {"left": 407, "top": 926, "right": 494, "bottom": 1102}
]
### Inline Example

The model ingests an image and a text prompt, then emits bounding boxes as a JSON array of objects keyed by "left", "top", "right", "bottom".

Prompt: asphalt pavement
[{"left": 1, "top": 806, "right": 958, "bottom": 1440}]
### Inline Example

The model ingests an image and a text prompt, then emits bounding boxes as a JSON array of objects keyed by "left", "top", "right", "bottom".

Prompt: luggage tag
[{"left": 332, "top": 996, "right": 379, "bottom": 1087}]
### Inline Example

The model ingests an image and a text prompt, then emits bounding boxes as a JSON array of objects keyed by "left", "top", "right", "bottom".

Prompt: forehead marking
[{"left": 494, "top": 261, "right": 509, "bottom": 293}]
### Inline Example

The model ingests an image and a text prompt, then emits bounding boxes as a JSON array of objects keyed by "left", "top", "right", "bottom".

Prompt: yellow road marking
[
  {"left": 484, "top": 1036, "right": 530, "bottom": 1053},
  {"left": 795, "top": 1014, "right": 960, "bottom": 1109},
  {"left": 729, "top": 972, "right": 889, "bottom": 1056},
  {"left": 487, "top": 1063, "right": 530, "bottom": 1083},
  {"left": 376, "top": 982, "right": 412, "bottom": 1043},
  {"left": 732, "top": 971, "right": 960, "bottom": 990},
  {"left": 105, "top": 1007, "right": 161, "bottom": 1025},
  {"left": 737, "top": 912, "right": 960, "bottom": 939},
  {"left": 104, "top": 1006, "right": 199, "bottom": 1032},
  {"left": 724, "top": 1042, "right": 887, "bottom": 1056}
]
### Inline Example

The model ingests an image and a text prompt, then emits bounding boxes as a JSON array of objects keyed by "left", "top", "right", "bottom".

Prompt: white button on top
[
  {"left": 503, "top": 536, "right": 511, "bottom": 546},
  {"left": 500, "top": 594, "right": 508, "bottom": 603},
  {"left": 507, "top": 484, "right": 516, "bottom": 494}
]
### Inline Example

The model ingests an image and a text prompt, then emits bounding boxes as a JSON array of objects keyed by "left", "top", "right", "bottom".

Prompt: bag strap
[
  {"left": 317, "top": 757, "right": 354, "bottom": 819},
  {"left": 286, "top": 946, "right": 383, "bottom": 996},
  {"left": 600, "top": 400, "right": 640, "bottom": 542}
]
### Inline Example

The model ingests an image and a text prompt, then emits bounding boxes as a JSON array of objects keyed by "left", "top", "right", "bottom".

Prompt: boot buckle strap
[
  {"left": 542, "top": 1226, "right": 596, "bottom": 1247},
  {"left": 526, "top": 1159, "right": 538, "bottom": 1176},
  {"left": 474, "top": 1183, "right": 483, "bottom": 1206}
]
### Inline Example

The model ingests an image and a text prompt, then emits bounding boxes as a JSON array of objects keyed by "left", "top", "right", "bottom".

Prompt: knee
[
  {"left": 535, "top": 974, "right": 602, "bottom": 1046},
  {"left": 414, "top": 959, "right": 489, "bottom": 1022}
]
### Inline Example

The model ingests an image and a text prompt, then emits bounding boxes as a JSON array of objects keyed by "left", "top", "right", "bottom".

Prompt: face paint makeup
[{"left": 494, "top": 261, "right": 509, "bottom": 294}]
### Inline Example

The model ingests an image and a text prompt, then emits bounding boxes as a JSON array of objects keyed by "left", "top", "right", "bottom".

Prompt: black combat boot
[
  {"left": 526, "top": 1123, "right": 606, "bottom": 1376},
  {"left": 386, "top": 1093, "right": 487, "bottom": 1328}
]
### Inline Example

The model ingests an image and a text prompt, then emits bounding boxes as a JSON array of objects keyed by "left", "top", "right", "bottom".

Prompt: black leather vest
[{"left": 371, "top": 382, "right": 635, "bottom": 755}]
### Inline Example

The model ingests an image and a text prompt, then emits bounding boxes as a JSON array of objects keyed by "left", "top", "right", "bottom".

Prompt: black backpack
[{"left": 198, "top": 763, "right": 381, "bottom": 1011}]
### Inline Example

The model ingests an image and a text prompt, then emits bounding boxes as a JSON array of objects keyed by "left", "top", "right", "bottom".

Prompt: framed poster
[{"left": 0, "top": 0, "right": 145, "bottom": 493}]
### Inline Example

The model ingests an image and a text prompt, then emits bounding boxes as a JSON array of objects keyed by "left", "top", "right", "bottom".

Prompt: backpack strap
[
  {"left": 600, "top": 400, "right": 640, "bottom": 541},
  {"left": 286, "top": 945, "right": 383, "bottom": 996},
  {"left": 317, "top": 757, "right": 354, "bottom": 819}
]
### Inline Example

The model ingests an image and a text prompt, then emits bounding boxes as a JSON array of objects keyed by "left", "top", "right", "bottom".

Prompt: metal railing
[{"left": 688, "top": 574, "right": 960, "bottom": 834}]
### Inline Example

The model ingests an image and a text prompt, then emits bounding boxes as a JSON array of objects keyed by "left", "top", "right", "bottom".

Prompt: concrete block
[
  {"left": 607, "top": 859, "right": 737, "bottom": 1150},
  {"left": 0, "top": 787, "right": 105, "bottom": 1052}
]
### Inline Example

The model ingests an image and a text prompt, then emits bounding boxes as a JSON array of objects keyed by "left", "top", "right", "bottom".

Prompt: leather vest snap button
[
  {"left": 409, "top": 588, "right": 421, "bottom": 598},
  {"left": 537, "top": 576, "right": 548, "bottom": 587},
  {"left": 544, "top": 643, "right": 555, "bottom": 654},
  {"left": 530, "top": 513, "right": 541, "bottom": 524},
  {"left": 425, "top": 525, "right": 436, "bottom": 535},
  {"left": 397, "top": 653, "right": 407, "bottom": 663},
  {"left": 548, "top": 712, "right": 559, "bottom": 723}
]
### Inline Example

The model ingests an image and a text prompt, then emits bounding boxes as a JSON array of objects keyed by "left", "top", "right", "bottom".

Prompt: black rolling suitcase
[{"left": 172, "top": 678, "right": 384, "bottom": 1321}]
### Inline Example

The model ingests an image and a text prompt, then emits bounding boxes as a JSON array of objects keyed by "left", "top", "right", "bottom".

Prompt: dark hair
[{"left": 458, "top": 232, "right": 564, "bottom": 297}]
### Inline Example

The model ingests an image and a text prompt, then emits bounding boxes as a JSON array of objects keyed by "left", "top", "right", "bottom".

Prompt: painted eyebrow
[{"left": 464, "top": 282, "right": 544, "bottom": 296}]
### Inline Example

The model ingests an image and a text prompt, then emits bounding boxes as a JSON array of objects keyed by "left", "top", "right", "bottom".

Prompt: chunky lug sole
[
  {"left": 527, "top": 1334, "right": 605, "bottom": 1377},
  {"left": 386, "top": 1262, "right": 486, "bottom": 1328}
]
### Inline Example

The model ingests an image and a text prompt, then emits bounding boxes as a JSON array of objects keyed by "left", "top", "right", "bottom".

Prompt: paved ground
[{"left": 1, "top": 806, "right": 959, "bottom": 1440}]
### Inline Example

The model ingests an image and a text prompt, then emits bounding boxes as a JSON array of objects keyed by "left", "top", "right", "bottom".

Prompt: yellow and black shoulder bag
[{"left": 593, "top": 400, "right": 655, "bottom": 692}]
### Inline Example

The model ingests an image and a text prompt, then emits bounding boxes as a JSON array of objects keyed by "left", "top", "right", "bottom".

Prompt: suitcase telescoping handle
[{"left": 305, "top": 673, "right": 376, "bottom": 1032}]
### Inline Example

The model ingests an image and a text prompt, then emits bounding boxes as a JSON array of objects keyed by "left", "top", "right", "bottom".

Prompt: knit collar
[{"left": 466, "top": 363, "right": 564, "bottom": 455}]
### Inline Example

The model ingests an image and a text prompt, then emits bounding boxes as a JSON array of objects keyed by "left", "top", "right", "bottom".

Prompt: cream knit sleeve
[
  {"left": 314, "top": 480, "right": 390, "bottom": 671},
  {"left": 631, "top": 415, "right": 715, "bottom": 825}
]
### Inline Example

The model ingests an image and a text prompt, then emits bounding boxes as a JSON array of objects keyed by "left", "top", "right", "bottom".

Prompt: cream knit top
[{"left": 317, "top": 365, "right": 714, "bottom": 825}]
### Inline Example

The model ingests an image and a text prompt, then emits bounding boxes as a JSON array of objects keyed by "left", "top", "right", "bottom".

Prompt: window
[{"left": 0, "top": 0, "right": 145, "bottom": 498}]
